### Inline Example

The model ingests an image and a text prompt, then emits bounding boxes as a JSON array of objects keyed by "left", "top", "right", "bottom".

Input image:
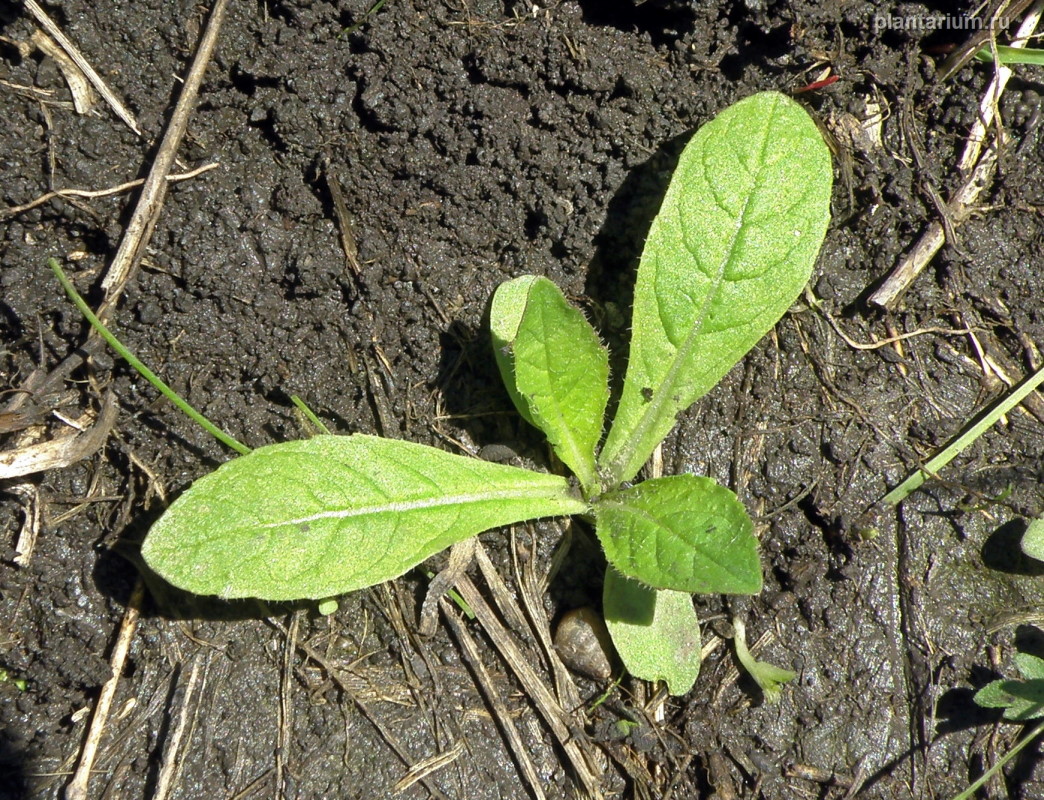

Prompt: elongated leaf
[
  {"left": 593, "top": 474, "right": 761, "bottom": 594},
  {"left": 599, "top": 91, "right": 832, "bottom": 484},
  {"left": 142, "top": 434, "right": 588, "bottom": 600},
  {"left": 491, "top": 275, "right": 609, "bottom": 494},
  {"left": 603, "top": 568, "right": 701, "bottom": 696}
]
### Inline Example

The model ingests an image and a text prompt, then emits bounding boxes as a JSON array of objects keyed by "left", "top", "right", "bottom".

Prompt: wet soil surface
[{"left": 3, "top": 1, "right": 1044, "bottom": 798}]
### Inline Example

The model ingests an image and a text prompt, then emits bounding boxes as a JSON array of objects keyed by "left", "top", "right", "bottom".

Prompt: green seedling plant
[
  {"left": 947, "top": 653, "right": 1044, "bottom": 800},
  {"left": 60, "top": 92, "right": 832, "bottom": 696}
]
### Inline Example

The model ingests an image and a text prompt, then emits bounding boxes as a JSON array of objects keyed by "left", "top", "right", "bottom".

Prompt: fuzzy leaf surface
[
  {"left": 142, "top": 434, "right": 588, "bottom": 600},
  {"left": 1023, "top": 517, "right": 1044, "bottom": 562},
  {"left": 975, "top": 678, "right": 1044, "bottom": 721},
  {"left": 599, "top": 91, "right": 832, "bottom": 484},
  {"left": 603, "top": 569, "right": 701, "bottom": 696},
  {"left": 593, "top": 474, "right": 761, "bottom": 594},
  {"left": 491, "top": 275, "right": 609, "bottom": 493}
]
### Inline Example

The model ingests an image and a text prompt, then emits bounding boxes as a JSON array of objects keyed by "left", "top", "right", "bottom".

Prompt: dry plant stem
[
  {"left": 31, "top": 30, "right": 95, "bottom": 115},
  {"left": 321, "top": 154, "right": 363, "bottom": 278},
  {"left": 10, "top": 484, "right": 41, "bottom": 568},
  {"left": 868, "top": 140, "right": 1000, "bottom": 309},
  {"left": 511, "top": 529, "right": 586, "bottom": 715},
  {"left": 868, "top": 2, "right": 1043, "bottom": 309},
  {"left": 439, "top": 600, "right": 548, "bottom": 800},
  {"left": 98, "top": 0, "right": 231, "bottom": 306},
  {"left": 0, "top": 391, "right": 118, "bottom": 481},
  {"left": 24, "top": 0, "right": 141, "bottom": 135},
  {"left": 276, "top": 614, "right": 299, "bottom": 800},
  {"left": 64, "top": 578, "right": 146, "bottom": 800},
  {"left": 1, "top": 163, "right": 219, "bottom": 218},
  {"left": 267, "top": 619, "right": 452, "bottom": 800},
  {"left": 473, "top": 541, "right": 530, "bottom": 634},
  {"left": 451, "top": 573, "right": 605, "bottom": 799},
  {"left": 960, "top": 0, "right": 1044, "bottom": 171},
  {"left": 392, "top": 740, "right": 466, "bottom": 795},
  {"left": 151, "top": 655, "right": 205, "bottom": 800}
]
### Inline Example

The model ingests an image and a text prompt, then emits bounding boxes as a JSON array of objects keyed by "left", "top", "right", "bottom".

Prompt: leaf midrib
[{"left": 263, "top": 484, "right": 587, "bottom": 529}]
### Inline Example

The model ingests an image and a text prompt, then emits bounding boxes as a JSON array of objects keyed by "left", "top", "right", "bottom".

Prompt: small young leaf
[
  {"left": 975, "top": 679, "right": 1016, "bottom": 709},
  {"left": 603, "top": 568, "right": 701, "bottom": 696},
  {"left": 732, "top": 615, "right": 795, "bottom": 704},
  {"left": 1022, "top": 517, "right": 1044, "bottom": 562},
  {"left": 593, "top": 474, "right": 761, "bottom": 594},
  {"left": 142, "top": 434, "right": 588, "bottom": 600},
  {"left": 490, "top": 275, "right": 609, "bottom": 494},
  {"left": 1016, "top": 652, "right": 1044, "bottom": 681},
  {"left": 975, "top": 678, "right": 1044, "bottom": 721},
  {"left": 599, "top": 91, "right": 833, "bottom": 485}
]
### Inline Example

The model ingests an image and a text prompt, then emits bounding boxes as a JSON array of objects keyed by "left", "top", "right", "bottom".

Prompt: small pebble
[{"left": 554, "top": 607, "right": 616, "bottom": 680}]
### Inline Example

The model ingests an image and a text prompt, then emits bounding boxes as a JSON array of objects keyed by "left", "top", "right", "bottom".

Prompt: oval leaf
[
  {"left": 603, "top": 568, "right": 701, "bottom": 696},
  {"left": 599, "top": 91, "right": 833, "bottom": 484},
  {"left": 593, "top": 474, "right": 761, "bottom": 594},
  {"left": 142, "top": 434, "right": 588, "bottom": 600},
  {"left": 491, "top": 275, "right": 609, "bottom": 494},
  {"left": 1022, "top": 517, "right": 1044, "bottom": 562}
]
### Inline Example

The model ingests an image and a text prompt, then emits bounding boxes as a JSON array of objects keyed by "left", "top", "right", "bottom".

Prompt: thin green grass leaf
[
  {"left": 974, "top": 44, "right": 1044, "bottom": 65},
  {"left": 291, "top": 395, "right": 332, "bottom": 435},
  {"left": 883, "top": 363, "right": 1044, "bottom": 505},
  {"left": 49, "top": 258, "right": 251, "bottom": 455},
  {"left": 949, "top": 719, "right": 1044, "bottom": 800}
]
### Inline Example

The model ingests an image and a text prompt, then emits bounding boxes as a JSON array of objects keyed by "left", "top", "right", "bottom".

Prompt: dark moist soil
[{"left": 3, "top": 0, "right": 1044, "bottom": 797}]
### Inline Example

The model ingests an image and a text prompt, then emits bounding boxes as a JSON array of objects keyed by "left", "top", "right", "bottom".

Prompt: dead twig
[
  {"left": 98, "top": 0, "right": 231, "bottom": 307},
  {"left": 868, "top": 140, "right": 1001, "bottom": 309},
  {"left": 440, "top": 600, "right": 547, "bottom": 800},
  {"left": 451, "top": 572, "right": 605, "bottom": 798},
  {"left": 23, "top": 0, "right": 141, "bottom": 135},
  {"left": 392, "top": 739, "right": 466, "bottom": 795},
  {"left": 268, "top": 619, "right": 454, "bottom": 800},
  {"left": 0, "top": 390, "right": 118, "bottom": 481},
  {"left": 275, "top": 613, "right": 300, "bottom": 800},
  {"left": 958, "top": 1, "right": 1044, "bottom": 172},
  {"left": 30, "top": 30, "right": 96, "bottom": 115},
  {"left": 64, "top": 578, "right": 146, "bottom": 800},
  {"left": 9, "top": 483, "right": 42, "bottom": 568},
  {"left": 1, "top": 163, "right": 219, "bottom": 219},
  {"left": 321, "top": 154, "right": 363, "bottom": 279},
  {"left": 868, "top": 2, "right": 1044, "bottom": 309},
  {"left": 152, "top": 655, "right": 207, "bottom": 800}
]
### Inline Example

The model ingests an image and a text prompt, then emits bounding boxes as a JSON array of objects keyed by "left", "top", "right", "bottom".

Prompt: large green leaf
[
  {"left": 593, "top": 474, "right": 761, "bottom": 594},
  {"left": 142, "top": 434, "right": 588, "bottom": 600},
  {"left": 599, "top": 91, "right": 832, "bottom": 485},
  {"left": 603, "top": 569, "right": 701, "bottom": 696},
  {"left": 490, "top": 275, "right": 609, "bottom": 494}
]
